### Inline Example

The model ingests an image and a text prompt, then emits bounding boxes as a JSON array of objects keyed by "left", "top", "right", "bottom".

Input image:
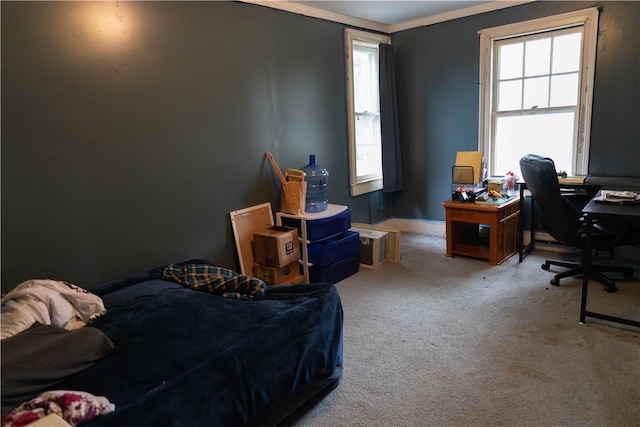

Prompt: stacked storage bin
[{"left": 276, "top": 204, "right": 359, "bottom": 283}]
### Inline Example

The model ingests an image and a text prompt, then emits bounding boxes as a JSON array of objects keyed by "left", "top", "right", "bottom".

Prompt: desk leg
[
  {"left": 519, "top": 185, "right": 535, "bottom": 262},
  {"left": 519, "top": 187, "right": 524, "bottom": 262},
  {"left": 579, "top": 214, "right": 592, "bottom": 323},
  {"left": 579, "top": 213, "right": 640, "bottom": 328},
  {"left": 530, "top": 194, "right": 536, "bottom": 251},
  {"left": 445, "top": 209, "right": 453, "bottom": 257},
  {"left": 489, "top": 216, "right": 499, "bottom": 266}
]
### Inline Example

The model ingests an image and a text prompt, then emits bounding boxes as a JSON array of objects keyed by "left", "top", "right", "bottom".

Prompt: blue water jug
[{"left": 301, "top": 154, "right": 329, "bottom": 213}]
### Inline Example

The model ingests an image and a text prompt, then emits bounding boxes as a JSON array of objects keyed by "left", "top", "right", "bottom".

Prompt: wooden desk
[{"left": 443, "top": 197, "right": 520, "bottom": 265}]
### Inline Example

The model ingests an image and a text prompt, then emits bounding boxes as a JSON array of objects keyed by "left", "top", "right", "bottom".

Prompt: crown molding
[
  {"left": 389, "top": 1, "right": 537, "bottom": 33},
  {"left": 240, "top": 1, "right": 538, "bottom": 34},
  {"left": 240, "top": 0, "right": 389, "bottom": 33}
]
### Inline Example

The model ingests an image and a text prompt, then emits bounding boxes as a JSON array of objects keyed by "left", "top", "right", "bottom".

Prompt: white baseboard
[
  {"left": 376, "top": 218, "right": 572, "bottom": 254},
  {"left": 377, "top": 218, "right": 446, "bottom": 237}
]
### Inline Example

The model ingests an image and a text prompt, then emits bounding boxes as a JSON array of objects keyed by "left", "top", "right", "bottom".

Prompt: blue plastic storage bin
[
  {"left": 307, "top": 230, "right": 359, "bottom": 268},
  {"left": 281, "top": 209, "right": 352, "bottom": 242},
  {"left": 309, "top": 253, "right": 359, "bottom": 284}
]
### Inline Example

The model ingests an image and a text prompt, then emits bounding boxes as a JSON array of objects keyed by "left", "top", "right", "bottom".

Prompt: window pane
[
  {"left": 523, "top": 76, "right": 549, "bottom": 109},
  {"left": 499, "top": 43, "right": 523, "bottom": 79},
  {"left": 494, "top": 112, "right": 575, "bottom": 176},
  {"left": 355, "top": 114, "right": 382, "bottom": 178},
  {"left": 353, "top": 49, "right": 378, "bottom": 113},
  {"left": 552, "top": 33, "right": 582, "bottom": 73},
  {"left": 346, "top": 29, "right": 388, "bottom": 196},
  {"left": 497, "top": 80, "right": 522, "bottom": 111},
  {"left": 550, "top": 73, "right": 579, "bottom": 107},
  {"left": 524, "top": 38, "right": 551, "bottom": 77},
  {"left": 481, "top": 8, "right": 598, "bottom": 177}
]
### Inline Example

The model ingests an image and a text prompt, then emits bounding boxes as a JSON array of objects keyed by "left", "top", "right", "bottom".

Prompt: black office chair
[{"left": 519, "top": 154, "right": 634, "bottom": 292}]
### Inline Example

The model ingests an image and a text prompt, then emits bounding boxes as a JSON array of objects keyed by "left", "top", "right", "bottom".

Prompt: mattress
[{"left": 3, "top": 260, "right": 343, "bottom": 426}]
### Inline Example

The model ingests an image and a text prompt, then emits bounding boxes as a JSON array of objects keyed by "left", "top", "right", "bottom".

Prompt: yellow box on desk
[
  {"left": 253, "top": 261, "right": 301, "bottom": 285},
  {"left": 253, "top": 226, "right": 300, "bottom": 268}
]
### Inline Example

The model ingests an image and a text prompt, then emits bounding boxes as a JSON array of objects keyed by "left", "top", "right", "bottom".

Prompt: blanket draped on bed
[
  {"left": 2, "top": 390, "right": 114, "bottom": 427},
  {"left": 1, "top": 280, "right": 106, "bottom": 340},
  {"left": 161, "top": 262, "right": 267, "bottom": 300}
]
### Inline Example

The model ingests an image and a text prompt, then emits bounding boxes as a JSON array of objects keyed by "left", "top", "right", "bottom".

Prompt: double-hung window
[
  {"left": 345, "top": 29, "right": 391, "bottom": 196},
  {"left": 478, "top": 8, "right": 599, "bottom": 177}
]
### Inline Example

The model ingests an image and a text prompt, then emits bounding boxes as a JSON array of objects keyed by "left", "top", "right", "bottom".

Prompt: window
[
  {"left": 345, "top": 29, "right": 390, "bottom": 196},
  {"left": 478, "top": 8, "right": 599, "bottom": 177}
]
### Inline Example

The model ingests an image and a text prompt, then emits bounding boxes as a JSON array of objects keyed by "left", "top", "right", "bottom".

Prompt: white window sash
[
  {"left": 346, "top": 28, "right": 390, "bottom": 196},
  {"left": 478, "top": 7, "right": 599, "bottom": 176}
]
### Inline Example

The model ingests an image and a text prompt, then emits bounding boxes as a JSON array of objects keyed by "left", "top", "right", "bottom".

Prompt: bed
[{"left": 1, "top": 259, "right": 343, "bottom": 426}]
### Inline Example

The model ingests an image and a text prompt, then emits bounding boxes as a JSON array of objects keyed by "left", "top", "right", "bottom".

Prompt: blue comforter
[{"left": 55, "top": 260, "right": 343, "bottom": 426}]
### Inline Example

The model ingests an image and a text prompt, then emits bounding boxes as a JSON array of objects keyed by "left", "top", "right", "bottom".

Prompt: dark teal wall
[
  {"left": 1, "top": 1, "right": 378, "bottom": 290},
  {"left": 391, "top": 1, "right": 640, "bottom": 221},
  {"left": 2, "top": 1, "right": 638, "bottom": 290},
  {"left": 589, "top": 2, "right": 640, "bottom": 173}
]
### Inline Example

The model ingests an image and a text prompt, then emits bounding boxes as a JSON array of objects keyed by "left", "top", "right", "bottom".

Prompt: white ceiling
[
  {"left": 291, "top": 1, "right": 492, "bottom": 25},
  {"left": 242, "top": 1, "right": 536, "bottom": 32}
]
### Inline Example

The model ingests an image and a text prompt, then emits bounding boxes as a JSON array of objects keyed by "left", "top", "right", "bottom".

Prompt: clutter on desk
[
  {"left": 452, "top": 188, "right": 478, "bottom": 202},
  {"left": 483, "top": 172, "right": 520, "bottom": 197},
  {"left": 450, "top": 152, "right": 522, "bottom": 202},
  {"left": 558, "top": 175, "right": 586, "bottom": 184},
  {"left": 556, "top": 170, "right": 586, "bottom": 184},
  {"left": 595, "top": 190, "right": 640, "bottom": 204},
  {"left": 486, "top": 178, "right": 503, "bottom": 193},
  {"left": 451, "top": 164, "right": 484, "bottom": 202},
  {"left": 505, "top": 171, "right": 518, "bottom": 193},
  {"left": 475, "top": 189, "right": 511, "bottom": 203},
  {"left": 451, "top": 178, "right": 486, "bottom": 203},
  {"left": 452, "top": 165, "right": 475, "bottom": 185},
  {"left": 451, "top": 151, "right": 486, "bottom": 202}
]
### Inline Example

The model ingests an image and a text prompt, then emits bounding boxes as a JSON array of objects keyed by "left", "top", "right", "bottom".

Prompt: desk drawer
[
  {"left": 449, "top": 209, "right": 494, "bottom": 223},
  {"left": 497, "top": 202, "right": 519, "bottom": 220}
]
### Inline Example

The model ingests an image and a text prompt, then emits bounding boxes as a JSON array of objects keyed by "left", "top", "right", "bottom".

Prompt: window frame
[
  {"left": 478, "top": 7, "right": 599, "bottom": 176},
  {"left": 345, "top": 28, "right": 391, "bottom": 197}
]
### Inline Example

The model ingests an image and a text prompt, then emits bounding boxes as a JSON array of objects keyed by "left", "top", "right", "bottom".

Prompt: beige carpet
[{"left": 294, "top": 233, "right": 640, "bottom": 427}]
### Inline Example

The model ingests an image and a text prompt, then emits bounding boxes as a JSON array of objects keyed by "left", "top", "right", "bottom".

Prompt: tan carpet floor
[{"left": 294, "top": 233, "right": 640, "bottom": 427}]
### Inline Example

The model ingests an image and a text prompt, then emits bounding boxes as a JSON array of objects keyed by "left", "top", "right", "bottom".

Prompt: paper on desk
[{"left": 597, "top": 190, "right": 640, "bottom": 203}]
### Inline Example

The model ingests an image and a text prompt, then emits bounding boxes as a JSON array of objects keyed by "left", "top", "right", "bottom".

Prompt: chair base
[{"left": 541, "top": 259, "right": 633, "bottom": 292}]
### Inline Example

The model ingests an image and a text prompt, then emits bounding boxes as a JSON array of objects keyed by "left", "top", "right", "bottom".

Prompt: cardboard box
[
  {"left": 253, "top": 226, "right": 300, "bottom": 268},
  {"left": 253, "top": 261, "right": 301, "bottom": 285},
  {"left": 351, "top": 228, "right": 388, "bottom": 268}
]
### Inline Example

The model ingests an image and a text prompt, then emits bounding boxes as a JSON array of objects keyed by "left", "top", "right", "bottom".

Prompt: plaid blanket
[{"left": 162, "top": 263, "right": 266, "bottom": 300}]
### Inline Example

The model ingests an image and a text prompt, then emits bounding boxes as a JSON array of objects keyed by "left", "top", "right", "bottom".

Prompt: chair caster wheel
[
  {"left": 550, "top": 278, "right": 560, "bottom": 286},
  {"left": 604, "top": 285, "right": 618, "bottom": 293},
  {"left": 542, "top": 263, "right": 550, "bottom": 270}
]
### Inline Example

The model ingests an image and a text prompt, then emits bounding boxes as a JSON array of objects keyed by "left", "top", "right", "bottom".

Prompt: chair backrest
[{"left": 519, "top": 154, "right": 581, "bottom": 246}]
